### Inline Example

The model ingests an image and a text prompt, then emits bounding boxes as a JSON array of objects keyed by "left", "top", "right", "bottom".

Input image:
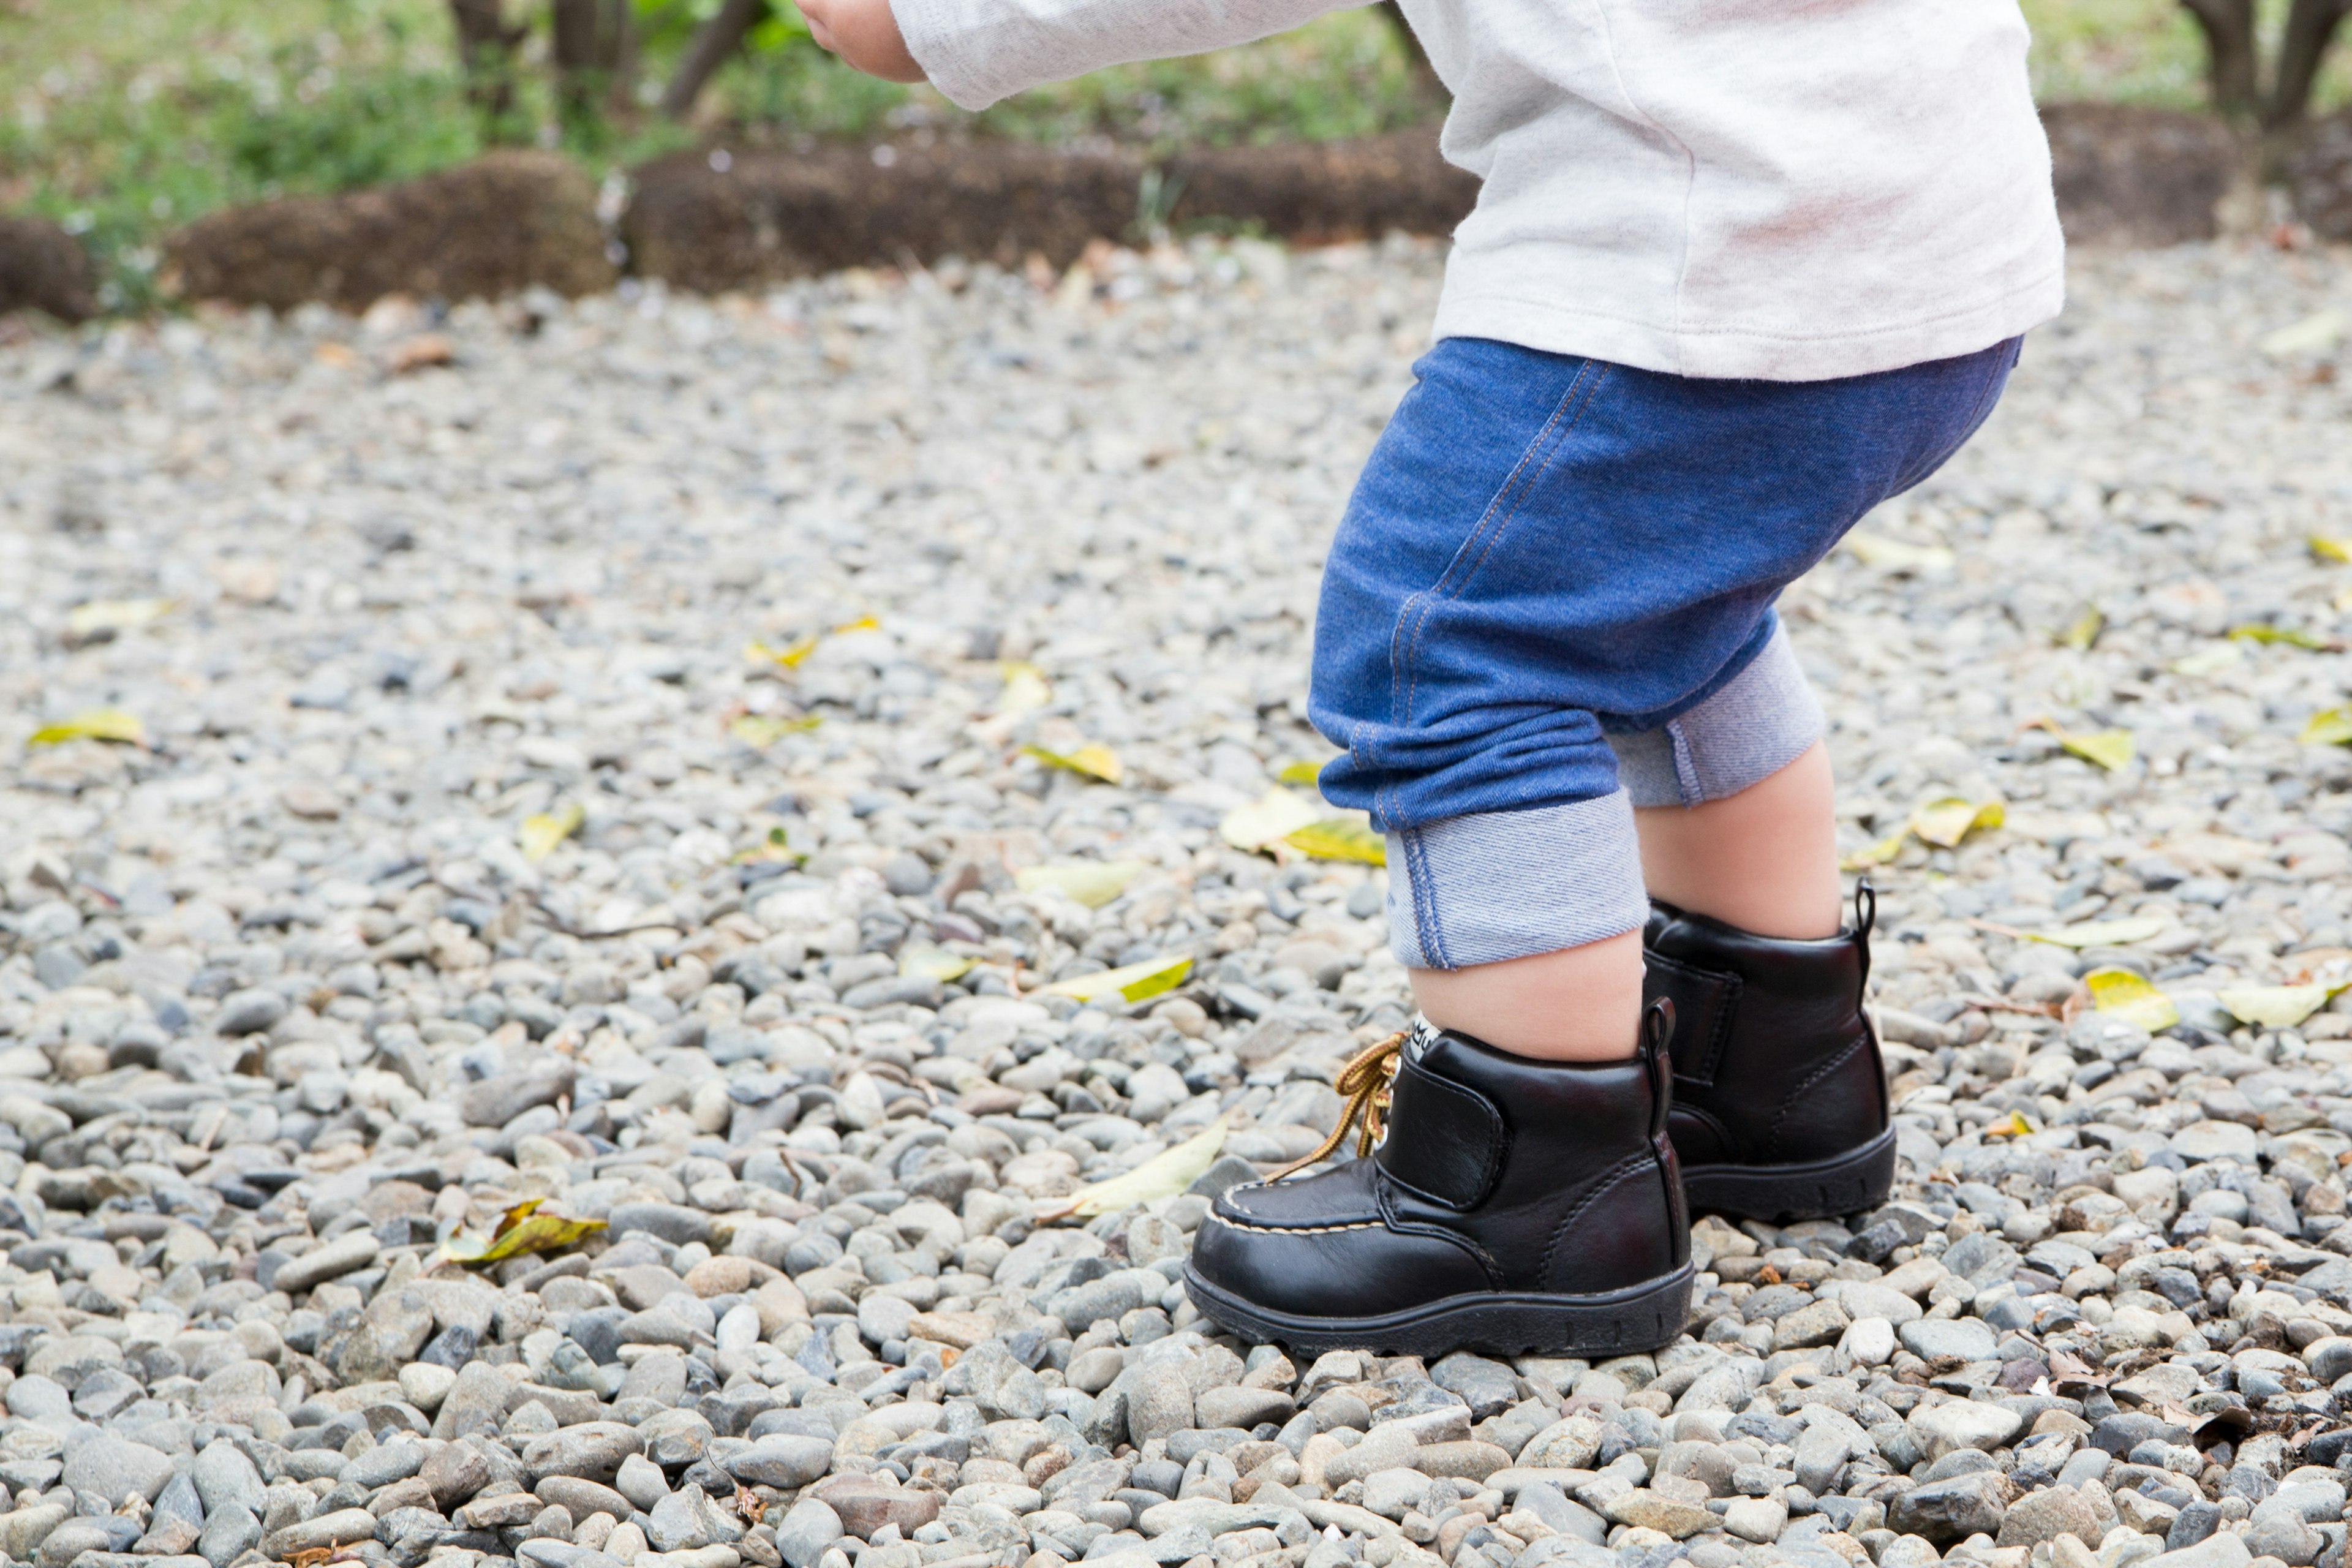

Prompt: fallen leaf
[
  {"left": 2059, "top": 606, "right": 2103, "bottom": 650},
  {"left": 1910, "top": 795, "right": 2005, "bottom": 850},
  {"left": 2171, "top": 643, "right": 2245, "bottom": 677},
  {"left": 1839, "top": 828, "right": 1913, "bottom": 872},
  {"left": 999, "top": 662, "right": 1052, "bottom": 714},
  {"left": 1284, "top": 818, "right": 1386, "bottom": 865},
  {"left": 832, "top": 614, "right": 880, "bottom": 633},
  {"left": 2215, "top": 983, "right": 2339, "bottom": 1028},
  {"left": 2030, "top": 915, "right": 2169, "bottom": 949},
  {"left": 729, "top": 713, "right": 820, "bottom": 747},
  {"left": 2260, "top": 309, "right": 2348, "bottom": 357},
  {"left": 389, "top": 333, "right": 456, "bottom": 374},
  {"left": 1221, "top": 786, "right": 1322, "bottom": 851},
  {"left": 2084, "top": 967, "right": 2180, "bottom": 1031},
  {"left": 2230, "top": 623, "right": 2335, "bottom": 650},
  {"left": 744, "top": 634, "right": 820, "bottom": 669},
  {"left": 1983, "top": 1110, "right": 2038, "bottom": 1140},
  {"left": 1276, "top": 759, "right": 1330, "bottom": 788},
  {"left": 26, "top": 707, "right": 144, "bottom": 748},
  {"left": 1844, "top": 533, "right": 1956, "bottom": 574},
  {"left": 1023, "top": 742, "right": 1123, "bottom": 785},
  {"left": 2028, "top": 718, "right": 2135, "bottom": 773},
  {"left": 731, "top": 825, "right": 806, "bottom": 866},
  {"left": 2302, "top": 709, "right": 2352, "bottom": 747},
  {"left": 734, "top": 1485, "right": 766, "bottom": 1525},
  {"left": 1036, "top": 952, "right": 1194, "bottom": 1005},
  {"left": 438, "top": 1197, "right": 606, "bottom": 1266},
  {"left": 519, "top": 802, "right": 585, "bottom": 862},
  {"left": 2314, "top": 537, "right": 2352, "bottom": 564},
  {"left": 899, "top": 945, "right": 976, "bottom": 984},
  {"left": 1036, "top": 1118, "right": 1227, "bottom": 1222},
  {"left": 66, "top": 597, "right": 175, "bottom": 639},
  {"left": 1016, "top": 861, "right": 1145, "bottom": 908}
]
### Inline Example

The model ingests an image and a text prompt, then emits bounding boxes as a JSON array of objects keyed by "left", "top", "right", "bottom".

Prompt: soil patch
[
  {"left": 2288, "top": 109, "right": 2352, "bottom": 241},
  {"left": 2040, "top": 102, "right": 2244, "bottom": 246},
  {"left": 162, "top": 149, "right": 614, "bottom": 312},
  {"left": 0, "top": 216, "right": 97, "bottom": 322}
]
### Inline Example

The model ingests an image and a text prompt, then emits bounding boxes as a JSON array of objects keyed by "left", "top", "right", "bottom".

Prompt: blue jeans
[{"left": 1310, "top": 335, "right": 2020, "bottom": 970}]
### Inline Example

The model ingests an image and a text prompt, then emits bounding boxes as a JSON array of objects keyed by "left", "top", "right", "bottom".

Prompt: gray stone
[
  {"left": 1997, "top": 1486, "right": 2101, "bottom": 1548},
  {"left": 1899, "top": 1319, "right": 1997, "bottom": 1362},
  {"left": 1887, "top": 1472, "right": 2009, "bottom": 1545},
  {"left": 523, "top": 1422, "right": 644, "bottom": 1485},
  {"left": 192, "top": 1439, "right": 266, "bottom": 1517},
  {"left": 61, "top": 1434, "right": 176, "bottom": 1506},
  {"left": 214, "top": 989, "right": 288, "bottom": 1036},
  {"left": 195, "top": 1507, "right": 260, "bottom": 1568},
  {"left": 1431, "top": 1353, "right": 1520, "bottom": 1420},
  {"left": 271, "top": 1231, "right": 380, "bottom": 1295},
  {"left": 772, "top": 1499, "right": 843, "bottom": 1568},
  {"left": 723, "top": 1435, "right": 833, "bottom": 1490},
  {"left": 1125, "top": 1365, "right": 1194, "bottom": 1446}
]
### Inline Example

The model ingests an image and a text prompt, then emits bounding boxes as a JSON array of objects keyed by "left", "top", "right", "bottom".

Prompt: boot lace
[{"left": 1266, "top": 1030, "right": 1406, "bottom": 1181}]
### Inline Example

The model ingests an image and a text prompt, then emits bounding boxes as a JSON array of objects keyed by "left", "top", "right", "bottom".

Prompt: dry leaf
[
  {"left": 2215, "top": 983, "right": 2339, "bottom": 1028},
  {"left": 1221, "top": 786, "right": 1322, "bottom": 851},
  {"left": 519, "top": 802, "right": 585, "bottom": 862},
  {"left": 2027, "top": 718, "right": 2134, "bottom": 773},
  {"left": 1016, "top": 861, "right": 1145, "bottom": 908},
  {"left": 2059, "top": 607, "right": 2103, "bottom": 650},
  {"left": 26, "top": 707, "right": 145, "bottom": 748},
  {"left": 390, "top": 333, "right": 456, "bottom": 373},
  {"left": 2084, "top": 967, "right": 2180, "bottom": 1031},
  {"left": 833, "top": 614, "right": 880, "bottom": 633},
  {"left": 899, "top": 945, "right": 977, "bottom": 984},
  {"left": 2031, "top": 915, "right": 2169, "bottom": 949},
  {"left": 1983, "top": 1110, "right": 2037, "bottom": 1140},
  {"left": 744, "top": 634, "right": 820, "bottom": 669},
  {"left": 1844, "top": 533, "right": 1956, "bottom": 574},
  {"left": 2172, "top": 643, "right": 2245, "bottom": 677},
  {"left": 1036, "top": 952, "right": 1194, "bottom": 1005},
  {"left": 66, "top": 597, "right": 175, "bottom": 639},
  {"left": 2302, "top": 709, "right": 2352, "bottom": 747},
  {"left": 1023, "top": 742, "right": 1123, "bottom": 785},
  {"left": 1276, "top": 759, "right": 1330, "bottom": 788},
  {"left": 2230, "top": 623, "right": 2335, "bottom": 650},
  {"left": 1910, "top": 796, "right": 2005, "bottom": 850},
  {"left": 2313, "top": 537, "right": 2352, "bottom": 564},
  {"left": 1036, "top": 1119, "right": 1227, "bottom": 1222},
  {"left": 999, "top": 662, "right": 1052, "bottom": 714},
  {"left": 1839, "top": 827, "right": 1913, "bottom": 872},
  {"left": 437, "top": 1197, "right": 606, "bottom": 1267},
  {"left": 2260, "top": 309, "right": 2348, "bottom": 357},
  {"left": 1284, "top": 818, "right": 1386, "bottom": 865},
  {"left": 730, "top": 713, "right": 820, "bottom": 746}
]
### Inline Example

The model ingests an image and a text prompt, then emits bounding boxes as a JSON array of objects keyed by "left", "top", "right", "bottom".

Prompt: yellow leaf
[
  {"left": 1284, "top": 818, "right": 1386, "bottom": 865},
  {"left": 1276, "top": 760, "right": 1328, "bottom": 788},
  {"left": 2303, "top": 708, "right": 2352, "bottom": 747},
  {"left": 1844, "top": 533, "right": 1956, "bottom": 574},
  {"left": 67, "top": 598, "right": 175, "bottom": 638},
  {"left": 2084, "top": 967, "right": 2180, "bottom": 1031},
  {"left": 439, "top": 1204, "right": 606, "bottom": 1267},
  {"left": 2260, "top": 308, "right": 2348, "bottom": 357},
  {"left": 26, "top": 707, "right": 145, "bottom": 748},
  {"left": 899, "top": 944, "right": 976, "bottom": 984},
  {"left": 2230, "top": 624, "right": 2330, "bottom": 650},
  {"left": 1838, "top": 829, "right": 1911, "bottom": 873},
  {"left": 2030, "top": 915, "right": 2169, "bottom": 949},
  {"left": 1038, "top": 1119, "right": 1227, "bottom": 1222},
  {"left": 729, "top": 713, "right": 820, "bottom": 746},
  {"left": 1910, "top": 796, "right": 2005, "bottom": 849},
  {"left": 1023, "top": 742, "right": 1123, "bottom": 785},
  {"left": 1983, "top": 1110, "right": 2037, "bottom": 1140},
  {"left": 2059, "top": 607, "right": 2103, "bottom": 651},
  {"left": 744, "top": 634, "right": 821, "bottom": 669},
  {"left": 2215, "top": 983, "right": 2338, "bottom": 1028},
  {"left": 519, "top": 802, "right": 585, "bottom": 862},
  {"left": 1016, "top": 861, "right": 1146, "bottom": 908},
  {"left": 832, "top": 614, "right": 880, "bottom": 634},
  {"left": 1221, "top": 786, "right": 1322, "bottom": 851},
  {"left": 2057, "top": 728, "right": 2135, "bottom": 772},
  {"left": 1037, "top": 952, "right": 1194, "bottom": 1005},
  {"left": 2313, "top": 536, "right": 2352, "bottom": 564},
  {"left": 999, "top": 662, "right": 1051, "bottom": 714},
  {"left": 2171, "top": 643, "right": 2245, "bottom": 677}
]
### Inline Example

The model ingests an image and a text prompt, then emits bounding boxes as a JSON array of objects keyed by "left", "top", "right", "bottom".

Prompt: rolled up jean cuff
[
  {"left": 1606, "top": 624, "right": 1825, "bottom": 810},
  {"left": 1386, "top": 790, "right": 1648, "bottom": 970}
]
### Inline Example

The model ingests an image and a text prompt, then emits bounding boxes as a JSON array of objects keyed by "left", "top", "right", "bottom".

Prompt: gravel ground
[{"left": 4, "top": 235, "right": 2352, "bottom": 1568}]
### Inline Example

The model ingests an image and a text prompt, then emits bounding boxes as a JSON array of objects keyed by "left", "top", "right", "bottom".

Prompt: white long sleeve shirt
[{"left": 891, "top": 0, "right": 2065, "bottom": 380}]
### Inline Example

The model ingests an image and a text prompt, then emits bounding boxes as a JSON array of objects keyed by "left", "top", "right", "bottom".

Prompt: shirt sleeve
[{"left": 894, "top": 0, "right": 1372, "bottom": 110}]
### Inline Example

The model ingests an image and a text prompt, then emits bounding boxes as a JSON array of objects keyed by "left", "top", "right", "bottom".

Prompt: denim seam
[
  {"left": 1382, "top": 361, "right": 1610, "bottom": 829},
  {"left": 1666, "top": 720, "right": 1702, "bottom": 807},
  {"left": 1400, "top": 826, "right": 1447, "bottom": 971}
]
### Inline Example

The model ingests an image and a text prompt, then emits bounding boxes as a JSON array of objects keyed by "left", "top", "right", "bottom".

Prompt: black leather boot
[
  {"left": 1184, "top": 1003, "right": 1692, "bottom": 1357},
  {"left": 1643, "top": 886, "right": 1894, "bottom": 1223}
]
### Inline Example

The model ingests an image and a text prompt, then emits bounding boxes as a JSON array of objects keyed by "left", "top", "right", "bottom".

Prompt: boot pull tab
[
  {"left": 1640, "top": 997, "right": 1676, "bottom": 1139},
  {"left": 1853, "top": 878, "right": 1877, "bottom": 996}
]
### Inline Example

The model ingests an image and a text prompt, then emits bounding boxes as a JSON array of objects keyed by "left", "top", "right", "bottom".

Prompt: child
[{"left": 799, "top": 0, "right": 2064, "bottom": 1355}]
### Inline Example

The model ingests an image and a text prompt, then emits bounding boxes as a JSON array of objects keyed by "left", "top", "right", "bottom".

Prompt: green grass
[{"left": 1, "top": 0, "right": 2347, "bottom": 313}]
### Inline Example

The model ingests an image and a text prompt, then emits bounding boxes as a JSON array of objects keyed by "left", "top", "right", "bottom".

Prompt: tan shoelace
[{"left": 1265, "top": 1030, "right": 1408, "bottom": 1181}]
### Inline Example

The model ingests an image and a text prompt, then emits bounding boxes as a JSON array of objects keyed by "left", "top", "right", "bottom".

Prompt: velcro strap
[
  {"left": 1374, "top": 1058, "right": 1506, "bottom": 1210},
  {"left": 1645, "top": 952, "right": 1741, "bottom": 1088}
]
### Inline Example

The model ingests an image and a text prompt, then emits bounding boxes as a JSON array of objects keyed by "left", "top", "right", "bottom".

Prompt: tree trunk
[
  {"left": 660, "top": 0, "right": 771, "bottom": 121},
  {"left": 553, "top": 0, "right": 637, "bottom": 124},
  {"left": 1379, "top": 1, "right": 1442, "bottom": 99},
  {"left": 2179, "top": 0, "right": 2261, "bottom": 118},
  {"left": 448, "top": 0, "right": 524, "bottom": 122},
  {"left": 2265, "top": 0, "right": 2352, "bottom": 126}
]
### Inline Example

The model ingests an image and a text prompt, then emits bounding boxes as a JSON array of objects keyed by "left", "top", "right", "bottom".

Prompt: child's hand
[{"left": 799, "top": 0, "right": 927, "bottom": 82}]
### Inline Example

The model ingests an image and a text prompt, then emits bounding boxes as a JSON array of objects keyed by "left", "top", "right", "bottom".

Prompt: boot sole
[
  {"left": 1681, "top": 1125, "right": 1898, "bottom": 1223},
  {"left": 1182, "top": 1261, "right": 1694, "bottom": 1358}
]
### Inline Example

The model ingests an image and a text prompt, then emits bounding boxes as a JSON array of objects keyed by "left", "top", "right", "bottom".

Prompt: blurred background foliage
[{"left": 0, "top": 0, "right": 2345, "bottom": 310}]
